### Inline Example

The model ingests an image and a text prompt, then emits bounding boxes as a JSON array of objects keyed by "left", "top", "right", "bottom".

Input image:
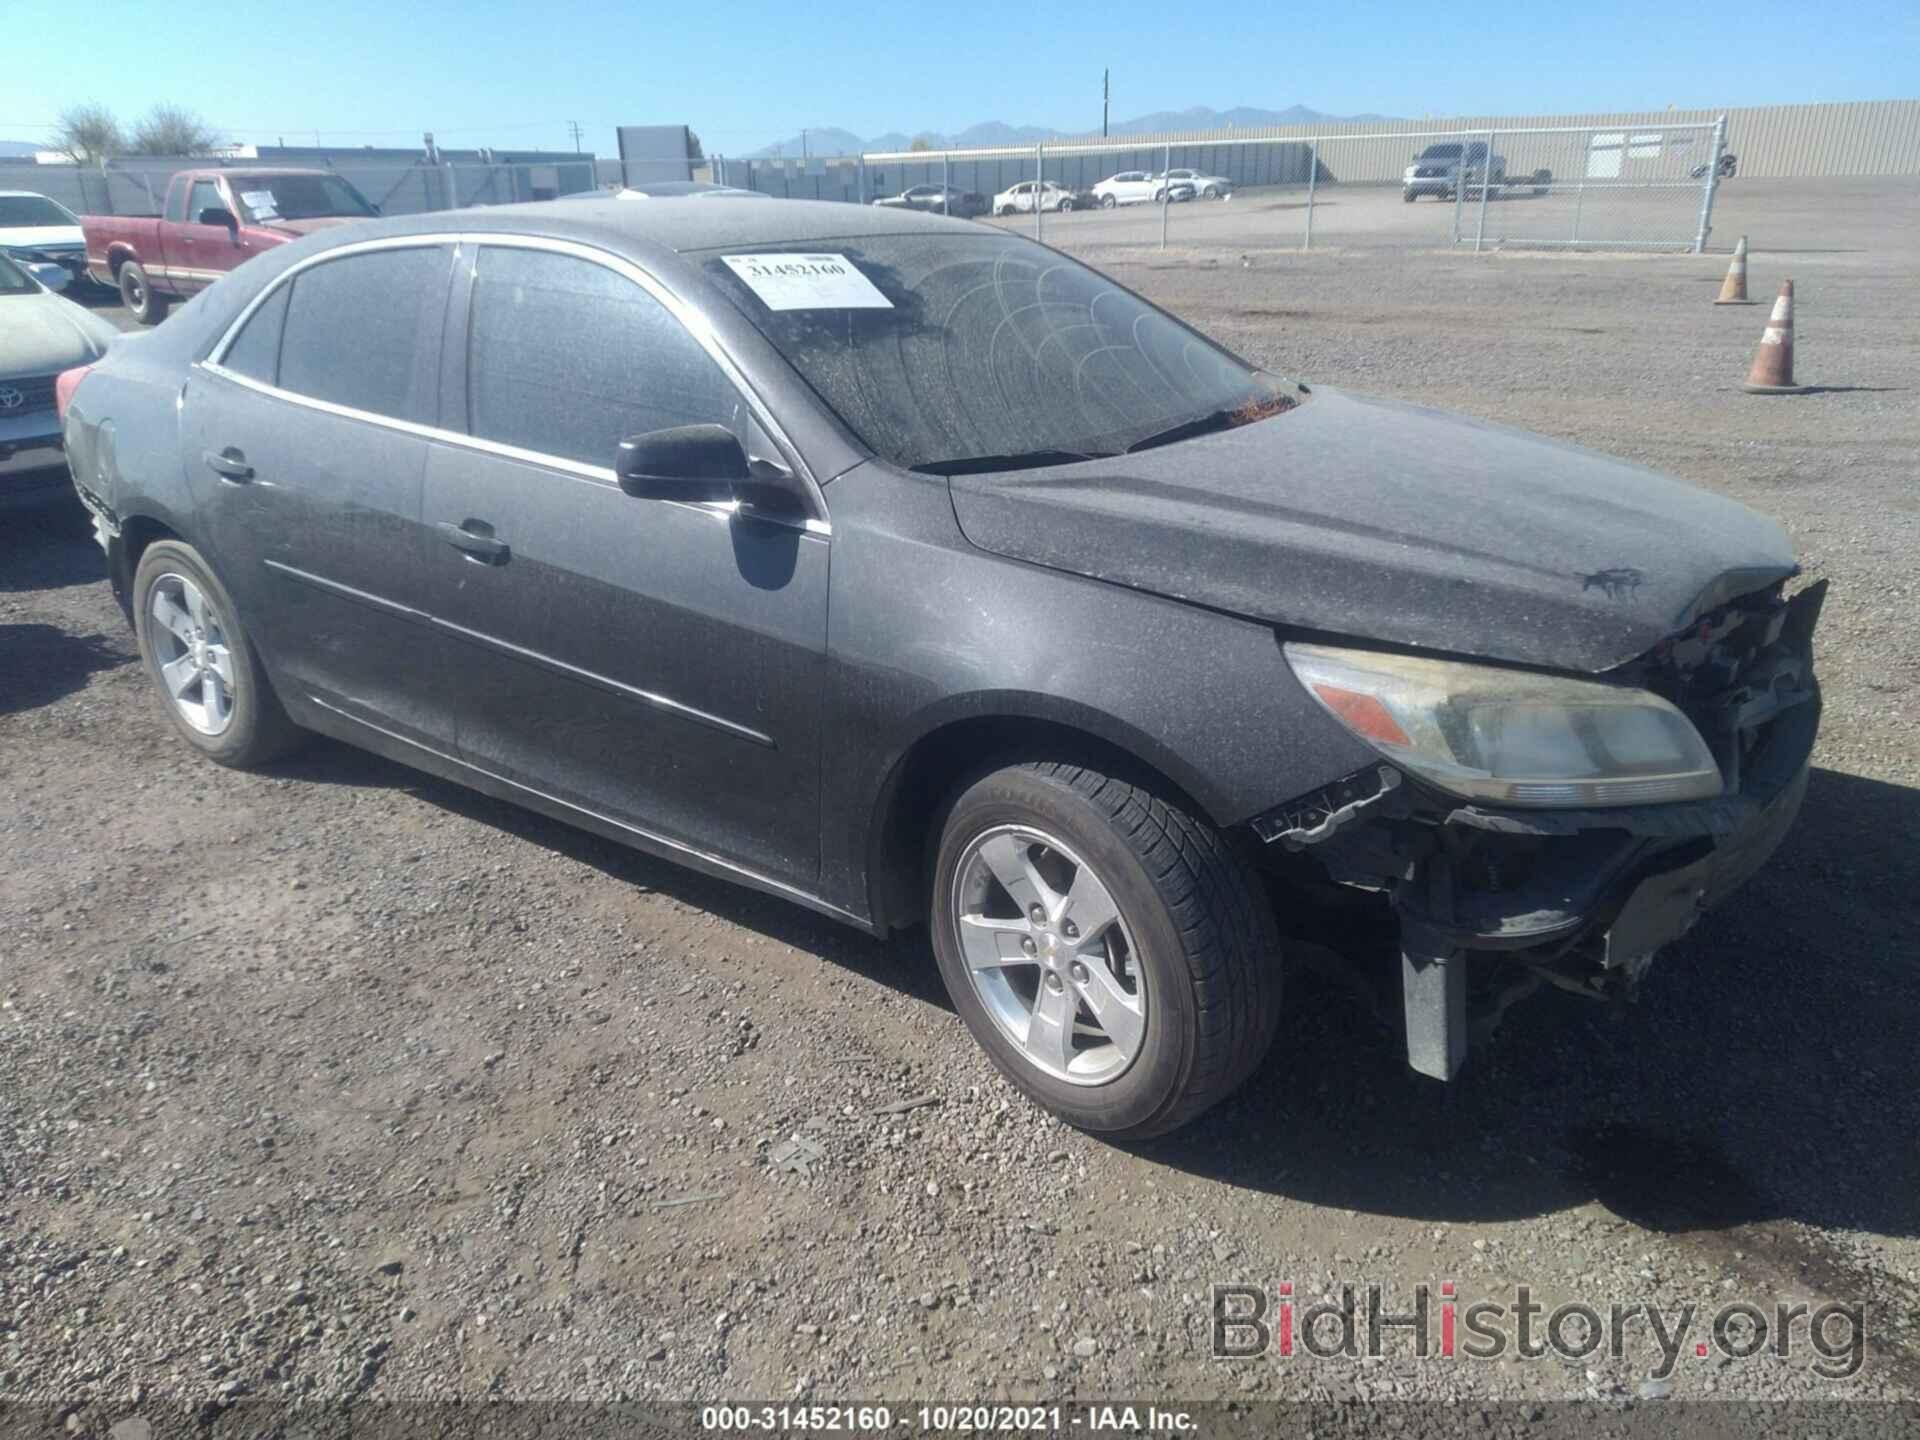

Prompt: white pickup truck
[{"left": 1402, "top": 141, "right": 1507, "bottom": 201}]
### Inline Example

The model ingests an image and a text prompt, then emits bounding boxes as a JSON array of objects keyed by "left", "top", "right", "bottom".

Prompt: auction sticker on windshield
[
  {"left": 240, "top": 190, "right": 280, "bottom": 219},
  {"left": 720, "top": 253, "right": 893, "bottom": 311}
]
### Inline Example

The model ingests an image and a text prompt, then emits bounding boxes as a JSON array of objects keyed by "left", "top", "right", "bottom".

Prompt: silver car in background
[{"left": 0, "top": 251, "right": 118, "bottom": 508}]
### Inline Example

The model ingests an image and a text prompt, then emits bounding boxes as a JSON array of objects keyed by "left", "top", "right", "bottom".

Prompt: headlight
[{"left": 1284, "top": 642, "right": 1722, "bottom": 808}]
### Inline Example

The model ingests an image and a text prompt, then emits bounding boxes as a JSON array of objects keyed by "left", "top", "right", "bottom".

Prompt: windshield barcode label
[{"left": 720, "top": 253, "right": 893, "bottom": 311}]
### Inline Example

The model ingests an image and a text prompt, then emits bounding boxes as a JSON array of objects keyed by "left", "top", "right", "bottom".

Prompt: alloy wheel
[
  {"left": 950, "top": 825, "right": 1146, "bottom": 1086},
  {"left": 148, "top": 572, "right": 235, "bottom": 735}
]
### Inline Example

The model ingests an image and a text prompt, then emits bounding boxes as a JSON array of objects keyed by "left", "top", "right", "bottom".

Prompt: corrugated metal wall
[{"left": 862, "top": 100, "right": 1920, "bottom": 185}]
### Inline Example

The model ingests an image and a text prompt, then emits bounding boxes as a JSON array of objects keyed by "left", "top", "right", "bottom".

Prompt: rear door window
[
  {"left": 275, "top": 245, "right": 453, "bottom": 425},
  {"left": 463, "top": 244, "right": 744, "bottom": 470}
]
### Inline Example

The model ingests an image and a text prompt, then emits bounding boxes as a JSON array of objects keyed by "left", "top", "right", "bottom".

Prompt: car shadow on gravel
[
  {"left": 0, "top": 623, "right": 136, "bottom": 714},
  {"left": 0, "top": 495, "right": 105, "bottom": 592},
  {"left": 1132, "top": 765, "right": 1920, "bottom": 1243},
  {"left": 266, "top": 736, "right": 1919, "bottom": 1243},
  {"left": 267, "top": 736, "right": 958, "bottom": 1012}
]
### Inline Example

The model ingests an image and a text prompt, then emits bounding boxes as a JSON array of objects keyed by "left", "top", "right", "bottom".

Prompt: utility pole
[
  {"left": 1103, "top": 69, "right": 1109, "bottom": 138},
  {"left": 568, "top": 120, "right": 583, "bottom": 153},
  {"left": 801, "top": 129, "right": 809, "bottom": 162}
]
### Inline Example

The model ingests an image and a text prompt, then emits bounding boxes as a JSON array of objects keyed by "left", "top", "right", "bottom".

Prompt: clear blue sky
[{"left": 8, "top": 0, "right": 1915, "bottom": 155}]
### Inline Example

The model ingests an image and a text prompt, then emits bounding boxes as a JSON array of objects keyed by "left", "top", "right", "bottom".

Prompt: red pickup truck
[{"left": 83, "top": 168, "right": 378, "bottom": 324}]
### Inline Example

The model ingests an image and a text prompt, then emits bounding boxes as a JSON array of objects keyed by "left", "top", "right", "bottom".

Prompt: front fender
[{"left": 815, "top": 462, "right": 1378, "bottom": 919}]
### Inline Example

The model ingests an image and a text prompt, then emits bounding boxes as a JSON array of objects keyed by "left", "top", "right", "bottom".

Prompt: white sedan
[
  {"left": 0, "top": 191, "right": 90, "bottom": 289},
  {"left": 1, "top": 250, "right": 117, "bottom": 506},
  {"left": 1089, "top": 171, "right": 1196, "bottom": 208},
  {"left": 991, "top": 181, "right": 1082, "bottom": 215},
  {"left": 1160, "top": 168, "right": 1234, "bottom": 200}
]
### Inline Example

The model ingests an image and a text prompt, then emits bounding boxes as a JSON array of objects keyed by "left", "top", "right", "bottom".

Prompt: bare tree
[
  {"left": 54, "top": 103, "right": 124, "bottom": 164},
  {"left": 130, "top": 104, "right": 221, "bottom": 157},
  {"left": 909, "top": 136, "right": 933, "bottom": 152}
]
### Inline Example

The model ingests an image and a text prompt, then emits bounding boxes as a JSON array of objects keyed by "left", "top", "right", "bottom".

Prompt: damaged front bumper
[{"left": 1259, "top": 579, "right": 1825, "bottom": 1080}]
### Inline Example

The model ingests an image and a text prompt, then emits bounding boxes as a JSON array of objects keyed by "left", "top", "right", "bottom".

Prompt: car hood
[
  {"left": 1, "top": 224, "right": 86, "bottom": 249},
  {"left": 252, "top": 216, "right": 367, "bottom": 239},
  {"left": 0, "top": 292, "right": 116, "bottom": 376},
  {"left": 946, "top": 386, "right": 1797, "bottom": 673}
]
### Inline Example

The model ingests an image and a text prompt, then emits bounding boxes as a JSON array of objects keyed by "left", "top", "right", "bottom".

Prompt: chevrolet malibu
[{"left": 57, "top": 201, "right": 1822, "bottom": 1137}]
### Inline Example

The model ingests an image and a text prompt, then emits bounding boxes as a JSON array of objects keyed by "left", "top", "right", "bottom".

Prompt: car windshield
[
  {"left": 0, "top": 195, "right": 78, "bottom": 228},
  {"left": 0, "top": 252, "right": 36, "bottom": 294},
  {"left": 1418, "top": 144, "right": 1463, "bottom": 160},
  {"left": 701, "top": 232, "right": 1294, "bottom": 472},
  {"left": 230, "top": 174, "right": 377, "bottom": 222}
]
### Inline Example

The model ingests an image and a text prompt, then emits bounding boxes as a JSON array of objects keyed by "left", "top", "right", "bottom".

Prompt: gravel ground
[{"left": 2, "top": 178, "right": 1916, "bottom": 1416}]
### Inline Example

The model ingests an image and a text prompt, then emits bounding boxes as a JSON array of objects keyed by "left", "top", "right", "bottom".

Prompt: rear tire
[
  {"left": 118, "top": 261, "right": 168, "bottom": 325},
  {"left": 133, "top": 539, "right": 304, "bottom": 768},
  {"left": 929, "top": 760, "right": 1282, "bottom": 1138}
]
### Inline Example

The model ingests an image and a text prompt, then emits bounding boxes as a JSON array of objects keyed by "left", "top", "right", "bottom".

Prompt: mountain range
[{"left": 743, "top": 105, "right": 1394, "bottom": 158}]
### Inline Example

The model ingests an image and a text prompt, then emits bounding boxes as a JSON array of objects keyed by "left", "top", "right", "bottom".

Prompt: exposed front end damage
[{"left": 1256, "top": 579, "right": 1826, "bottom": 1080}]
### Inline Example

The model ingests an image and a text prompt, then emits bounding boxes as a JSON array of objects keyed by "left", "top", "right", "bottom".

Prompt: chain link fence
[{"left": 858, "top": 119, "right": 1728, "bottom": 257}]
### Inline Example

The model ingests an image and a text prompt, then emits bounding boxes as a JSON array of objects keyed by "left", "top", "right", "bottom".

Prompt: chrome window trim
[{"left": 201, "top": 230, "right": 830, "bottom": 530}]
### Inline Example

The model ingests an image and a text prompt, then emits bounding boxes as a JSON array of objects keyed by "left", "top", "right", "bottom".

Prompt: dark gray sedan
[{"left": 56, "top": 199, "right": 1820, "bottom": 1136}]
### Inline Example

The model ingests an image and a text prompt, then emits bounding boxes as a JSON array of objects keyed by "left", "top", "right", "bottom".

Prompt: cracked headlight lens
[{"left": 1284, "top": 642, "right": 1723, "bottom": 808}]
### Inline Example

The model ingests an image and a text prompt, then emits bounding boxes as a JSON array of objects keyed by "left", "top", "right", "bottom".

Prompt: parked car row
[{"left": 872, "top": 167, "right": 1236, "bottom": 220}]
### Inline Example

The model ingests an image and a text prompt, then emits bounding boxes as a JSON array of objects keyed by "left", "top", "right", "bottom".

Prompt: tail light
[{"left": 55, "top": 364, "right": 93, "bottom": 424}]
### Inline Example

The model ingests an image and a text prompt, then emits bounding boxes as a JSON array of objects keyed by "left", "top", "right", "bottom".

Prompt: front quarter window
[{"left": 465, "top": 244, "right": 744, "bottom": 469}]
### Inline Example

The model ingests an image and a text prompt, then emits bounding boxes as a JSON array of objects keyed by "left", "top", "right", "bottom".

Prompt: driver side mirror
[
  {"left": 198, "top": 206, "right": 239, "bottom": 233},
  {"left": 615, "top": 424, "right": 750, "bottom": 502}
]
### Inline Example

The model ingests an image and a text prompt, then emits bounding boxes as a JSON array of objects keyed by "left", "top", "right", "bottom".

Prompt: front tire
[
  {"left": 930, "top": 761, "right": 1282, "bottom": 1138},
  {"left": 118, "top": 261, "right": 169, "bottom": 325},
  {"left": 1100, "top": 193, "right": 1117, "bottom": 209},
  {"left": 133, "top": 539, "right": 304, "bottom": 768}
]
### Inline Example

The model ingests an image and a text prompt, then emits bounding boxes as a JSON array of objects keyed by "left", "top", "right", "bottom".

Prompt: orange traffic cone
[
  {"left": 1714, "top": 234, "right": 1753, "bottom": 304},
  {"left": 1743, "top": 281, "right": 1810, "bottom": 395}
]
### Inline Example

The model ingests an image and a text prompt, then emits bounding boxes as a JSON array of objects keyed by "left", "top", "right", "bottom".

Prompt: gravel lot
[{"left": 2, "top": 178, "right": 1916, "bottom": 1415}]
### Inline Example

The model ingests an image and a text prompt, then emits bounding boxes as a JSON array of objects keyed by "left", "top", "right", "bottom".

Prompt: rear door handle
[
  {"left": 204, "top": 447, "right": 254, "bottom": 483},
  {"left": 437, "top": 519, "right": 510, "bottom": 565}
]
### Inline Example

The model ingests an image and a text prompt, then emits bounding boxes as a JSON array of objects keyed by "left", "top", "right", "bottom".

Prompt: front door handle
[
  {"left": 437, "top": 519, "right": 510, "bottom": 565},
  {"left": 204, "top": 447, "right": 254, "bottom": 483}
]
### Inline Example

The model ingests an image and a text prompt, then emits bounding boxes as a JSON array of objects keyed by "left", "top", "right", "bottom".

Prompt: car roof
[
  {"left": 0, "top": 190, "right": 75, "bottom": 199},
  {"left": 323, "top": 194, "right": 974, "bottom": 255}
]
